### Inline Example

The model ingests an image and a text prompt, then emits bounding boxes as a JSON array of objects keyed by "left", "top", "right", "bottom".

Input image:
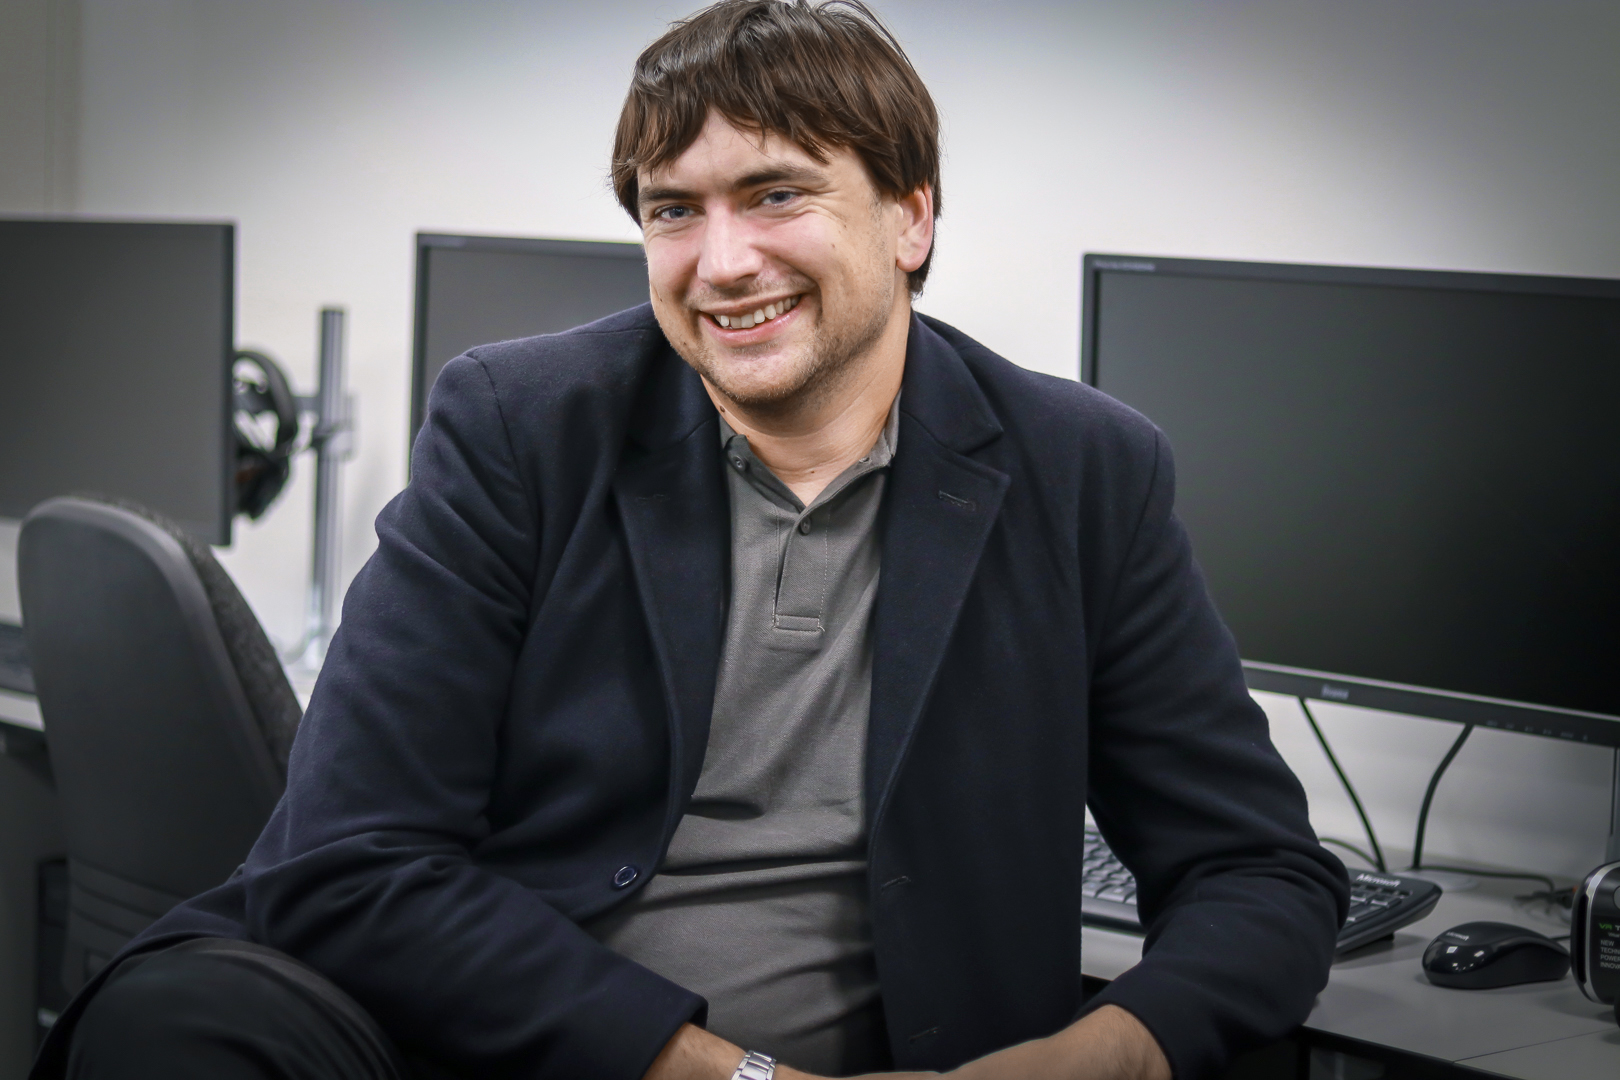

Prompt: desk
[
  {"left": 0, "top": 690, "right": 41, "bottom": 732},
  {"left": 0, "top": 662, "right": 316, "bottom": 737},
  {"left": 1085, "top": 880, "right": 1620, "bottom": 1078},
  {"left": 0, "top": 692, "right": 47, "bottom": 773},
  {"left": 0, "top": 687, "right": 61, "bottom": 1080}
]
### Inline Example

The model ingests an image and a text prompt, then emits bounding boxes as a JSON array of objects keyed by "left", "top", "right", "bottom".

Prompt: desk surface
[
  {"left": 0, "top": 688, "right": 41, "bottom": 731},
  {"left": 0, "top": 661, "right": 317, "bottom": 734},
  {"left": 1084, "top": 878, "right": 1618, "bottom": 1077}
]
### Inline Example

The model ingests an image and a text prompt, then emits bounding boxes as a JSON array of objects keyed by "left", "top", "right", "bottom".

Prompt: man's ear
[{"left": 895, "top": 183, "right": 934, "bottom": 275}]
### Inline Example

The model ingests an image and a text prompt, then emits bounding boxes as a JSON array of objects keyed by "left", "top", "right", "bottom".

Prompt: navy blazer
[{"left": 38, "top": 308, "right": 1346, "bottom": 1080}]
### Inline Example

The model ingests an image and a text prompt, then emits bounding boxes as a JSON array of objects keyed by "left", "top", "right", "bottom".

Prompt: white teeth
[{"left": 714, "top": 296, "right": 799, "bottom": 331}]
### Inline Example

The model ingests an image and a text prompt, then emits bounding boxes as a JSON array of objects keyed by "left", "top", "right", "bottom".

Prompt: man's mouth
[{"left": 703, "top": 294, "right": 802, "bottom": 331}]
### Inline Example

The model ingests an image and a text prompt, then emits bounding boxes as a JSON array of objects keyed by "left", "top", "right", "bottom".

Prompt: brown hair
[{"left": 612, "top": 0, "right": 941, "bottom": 293}]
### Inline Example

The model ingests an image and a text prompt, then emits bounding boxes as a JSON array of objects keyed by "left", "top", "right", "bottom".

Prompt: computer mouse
[{"left": 1422, "top": 921, "right": 1570, "bottom": 989}]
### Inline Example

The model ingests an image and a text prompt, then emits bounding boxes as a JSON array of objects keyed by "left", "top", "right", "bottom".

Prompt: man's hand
[
  {"left": 644, "top": 1024, "right": 747, "bottom": 1080},
  {"left": 643, "top": 1023, "right": 938, "bottom": 1080},
  {"left": 943, "top": 1005, "right": 1171, "bottom": 1080},
  {"left": 642, "top": 1009, "right": 1167, "bottom": 1080}
]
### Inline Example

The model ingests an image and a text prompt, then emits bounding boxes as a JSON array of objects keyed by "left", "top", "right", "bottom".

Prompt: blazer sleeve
[
  {"left": 237, "top": 355, "right": 704, "bottom": 1078},
  {"left": 1081, "top": 428, "right": 1350, "bottom": 1080}
]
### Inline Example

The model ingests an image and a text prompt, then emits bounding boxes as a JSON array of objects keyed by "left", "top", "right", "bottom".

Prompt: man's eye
[
  {"left": 653, "top": 205, "right": 692, "bottom": 223},
  {"left": 761, "top": 190, "right": 797, "bottom": 207}
]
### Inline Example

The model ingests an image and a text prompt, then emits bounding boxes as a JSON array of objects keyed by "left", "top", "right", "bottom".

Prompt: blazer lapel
[
  {"left": 612, "top": 349, "right": 728, "bottom": 834},
  {"left": 867, "top": 317, "right": 1011, "bottom": 837}
]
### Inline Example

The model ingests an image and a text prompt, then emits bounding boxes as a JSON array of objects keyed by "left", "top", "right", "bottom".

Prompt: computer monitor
[
  {"left": 0, "top": 219, "right": 235, "bottom": 545},
  {"left": 1081, "top": 254, "right": 1620, "bottom": 745},
  {"left": 410, "top": 234, "right": 649, "bottom": 451}
]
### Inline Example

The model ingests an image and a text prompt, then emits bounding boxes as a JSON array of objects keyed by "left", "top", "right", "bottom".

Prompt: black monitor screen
[
  {"left": 1083, "top": 256, "right": 1620, "bottom": 736},
  {"left": 411, "top": 234, "right": 649, "bottom": 450},
  {"left": 0, "top": 219, "right": 234, "bottom": 543}
]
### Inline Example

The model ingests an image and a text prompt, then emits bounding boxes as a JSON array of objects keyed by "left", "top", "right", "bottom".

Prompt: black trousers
[{"left": 65, "top": 938, "right": 456, "bottom": 1080}]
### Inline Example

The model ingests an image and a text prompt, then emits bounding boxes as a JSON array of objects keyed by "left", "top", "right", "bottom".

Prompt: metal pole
[{"left": 301, "top": 307, "right": 349, "bottom": 667}]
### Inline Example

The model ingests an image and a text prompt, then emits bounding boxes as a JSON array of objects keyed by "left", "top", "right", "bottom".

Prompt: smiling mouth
[{"left": 705, "top": 294, "right": 802, "bottom": 330}]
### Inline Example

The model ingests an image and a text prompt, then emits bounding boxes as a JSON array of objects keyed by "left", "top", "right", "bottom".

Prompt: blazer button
[{"left": 613, "top": 865, "right": 639, "bottom": 888}]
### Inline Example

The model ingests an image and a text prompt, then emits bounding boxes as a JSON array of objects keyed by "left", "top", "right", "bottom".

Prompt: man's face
[{"left": 637, "top": 111, "right": 928, "bottom": 411}]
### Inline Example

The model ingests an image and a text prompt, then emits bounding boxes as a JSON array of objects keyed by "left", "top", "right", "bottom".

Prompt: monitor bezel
[
  {"left": 409, "top": 232, "right": 646, "bottom": 456},
  {"left": 214, "top": 223, "right": 236, "bottom": 547},
  {"left": 1080, "top": 252, "right": 1620, "bottom": 746}
]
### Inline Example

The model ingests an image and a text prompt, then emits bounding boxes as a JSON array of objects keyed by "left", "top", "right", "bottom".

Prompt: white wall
[
  {"left": 0, "top": 0, "right": 77, "bottom": 214},
  {"left": 7, "top": 0, "right": 1620, "bottom": 878}
]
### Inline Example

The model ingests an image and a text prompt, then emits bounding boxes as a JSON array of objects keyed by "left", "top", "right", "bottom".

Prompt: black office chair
[{"left": 17, "top": 496, "right": 300, "bottom": 992}]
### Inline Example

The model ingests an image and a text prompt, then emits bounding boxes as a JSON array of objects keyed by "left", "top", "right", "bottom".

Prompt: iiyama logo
[
  {"left": 1093, "top": 259, "right": 1155, "bottom": 272},
  {"left": 1321, "top": 685, "right": 1351, "bottom": 701}
]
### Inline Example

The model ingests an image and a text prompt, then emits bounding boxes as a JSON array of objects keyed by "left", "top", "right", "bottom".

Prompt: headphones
[
  {"left": 1571, "top": 860, "right": 1620, "bottom": 1025},
  {"left": 232, "top": 349, "right": 301, "bottom": 519}
]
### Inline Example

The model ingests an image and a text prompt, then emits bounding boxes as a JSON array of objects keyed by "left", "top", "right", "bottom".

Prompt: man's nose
[{"left": 695, "top": 208, "right": 765, "bottom": 289}]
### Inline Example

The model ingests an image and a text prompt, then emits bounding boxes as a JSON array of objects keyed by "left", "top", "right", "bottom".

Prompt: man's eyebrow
[
  {"left": 638, "top": 185, "right": 695, "bottom": 210},
  {"left": 637, "top": 165, "right": 826, "bottom": 211}
]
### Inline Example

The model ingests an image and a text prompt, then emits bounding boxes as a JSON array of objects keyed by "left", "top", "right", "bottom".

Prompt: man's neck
[{"left": 703, "top": 310, "right": 909, "bottom": 506}]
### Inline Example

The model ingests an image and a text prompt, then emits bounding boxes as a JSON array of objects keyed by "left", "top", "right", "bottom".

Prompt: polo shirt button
[
  {"left": 729, "top": 455, "right": 747, "bottom": 471},
  {"left": 798, "top": 519, "right": 812, "bottom": 534},
  {"left": 612, "top": 865, "right": 639, "bottom": 888}
]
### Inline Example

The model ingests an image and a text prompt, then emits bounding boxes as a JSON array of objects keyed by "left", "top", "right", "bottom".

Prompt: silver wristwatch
[{"left": 731, "top": 1050, "right": 776, "bottom": 1080}]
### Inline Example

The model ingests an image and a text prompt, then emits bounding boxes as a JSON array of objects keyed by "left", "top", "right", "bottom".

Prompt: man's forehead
[{"left": 637, "top": 113, "right": 833, "bottom": 193}]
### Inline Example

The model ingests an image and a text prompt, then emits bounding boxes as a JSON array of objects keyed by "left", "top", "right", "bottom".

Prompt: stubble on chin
[
  {"left": 660, "top": 285, "right": 895, "bottom": 417},
  {"left": 685, "top": 320, "right": 834, "bottom": 413}
]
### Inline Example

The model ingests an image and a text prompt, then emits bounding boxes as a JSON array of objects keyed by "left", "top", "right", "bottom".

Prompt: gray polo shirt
[{"left": 587, "top": 399, "right": 899, "bottom": 1075}]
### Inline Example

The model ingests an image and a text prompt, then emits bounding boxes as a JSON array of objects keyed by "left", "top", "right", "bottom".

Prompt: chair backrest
[{"left": 18, "top": 497, "right": 300, "bottom": 984}]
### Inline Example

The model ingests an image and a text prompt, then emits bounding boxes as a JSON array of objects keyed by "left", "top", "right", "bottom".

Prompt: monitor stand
[{"left": 286, "top": 307, "right": 353, "bottom": 681}]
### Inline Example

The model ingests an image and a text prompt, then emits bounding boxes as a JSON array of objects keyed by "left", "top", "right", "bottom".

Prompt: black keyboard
[
  {"left": 1082, "top": 826, "right": 1442, "bottom": 954},
  {"left": 0, "top": 623, "right": 33, "bottom": 695}
]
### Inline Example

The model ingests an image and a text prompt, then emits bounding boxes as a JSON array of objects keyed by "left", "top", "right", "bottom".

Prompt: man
[{"left": 39, "top": 2, "right": 1347, "bottom": 1079}]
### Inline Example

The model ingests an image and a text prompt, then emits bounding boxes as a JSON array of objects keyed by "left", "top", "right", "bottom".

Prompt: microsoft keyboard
[
  {"left": 0, "top": 623, "right": 32, "bottom": 695},
  {"left": 1082, "top": 826, "right": 1443, "bottom": 954}
]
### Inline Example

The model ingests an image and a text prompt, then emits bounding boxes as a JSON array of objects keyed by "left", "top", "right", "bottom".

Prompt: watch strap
[{"left": 731, "top": 1050, "right": 776, "bottom": 1080}]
